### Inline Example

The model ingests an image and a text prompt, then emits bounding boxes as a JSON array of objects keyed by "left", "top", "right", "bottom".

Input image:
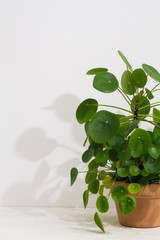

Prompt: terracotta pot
[{"left": 113, "top": 182, "right": 160, "bottom": 228}]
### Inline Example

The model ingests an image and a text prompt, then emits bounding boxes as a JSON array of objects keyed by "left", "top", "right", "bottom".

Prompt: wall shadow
[{"left": 2, "top": 94, "right": 85, "bottom": 207}]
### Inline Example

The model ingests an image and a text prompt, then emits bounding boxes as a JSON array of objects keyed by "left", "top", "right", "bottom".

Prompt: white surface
[
  {"left": 0, "top": 207, "right": 159, "bottom": 240},
  {"left": 1, "top": 0, "right": 160, "bottom": 206}
]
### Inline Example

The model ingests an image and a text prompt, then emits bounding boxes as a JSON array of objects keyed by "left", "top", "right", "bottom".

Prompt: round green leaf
[
  {"left": 129, "top": 165, "right": 140, "bottom": 176},
  {"left": 111, "top": 185, "right": 128, "bottom": 202},
  {"left": 118, "top": 50, "right": 133, "bottom": 72},
  {"left": 88, "top": 179, "right": 99, "bottom": 194},
  {"left": 93, "top": 72, "right": 119, "bottom": 93},
  {"left": 108, "top": 149, "right": 119, "bottom": 162},
  {"left": 141, "top": 168, "right": 149, "bottom": 176},
  {"left": 89, "top": 142, "right": 103, "bottom": 156},
  {"left": 83, "top": 190, "right": 89, "bottom": 208},
  {"left": 94, "top": 212, "right": 105, "bottom": 233},
  {"left": 76, "top": 98, "right": 98, "bottom": 124},
  {"left": 89, "top": 110, "right": 120, "bottom": 143},
  {"left": 95, "top": 149, "right": 108, "bottom": 164},
  {"left": 108, "top": 134, "right": 124, "bottom": 151},
  {"left": 87, "top": 68, "right": 108, "bottom": 75},
  {"left": 132, "top": 68, "right": 147, "bottom": 88},
  {"left": 70, "top": 168, "right": 78, "bottom": 186},
  {"left": 148, "top": 145, "right": 160, "bottom": 159},
  {"left": 117, "top": 141, "right": 131, "bottom": 161},
  {"left": 129, "top": 128, "right": 151, "bottom": 158},
  {"left": 82, "top": 149, "right": 94, "bottom": 163},
  {"left": 131, "top": 96, "right": 150, "bottom": 115},
  {"left": 142, "top": 64, "right": 160, "bottom": 82},
  {"left": 102, "top": 176, "right": 112, "bottom": 189},
  {"left": 88, "top": 160, "right": 99, "bottom": 170},
  {"left": 98, "top": 170, "right": 106, "bottom": 180},
  {"left": 143, "top": 155, "right": 160, "bottom": 173},
  {"left": 128, "top": 183, "right": 141, "bottom": 194},
  {"left": 85, "top": 171, "right": 97, "bottom": 184},
  {"left": 96, "top": 196, "right": 109, "bottom": 213},
  {"left": 121, "top": 70, "right": 136, "bottom": 95},
  {"left": 117, "top": 166, "right": 129, "bottom": 177},
  {"left": 155, "top": 136, "right": 160, "bottom": 148},
  {"left": 119, "top": 195, "right": 136, "bottom": 214}
]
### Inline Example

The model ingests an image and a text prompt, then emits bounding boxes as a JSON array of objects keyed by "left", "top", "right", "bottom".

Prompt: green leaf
[
  {"left": 99, "top": 185, "right": 105, "bottom": 196},
  {"left": 145, "top": 88, "right": 154, "bottom": 100},
  {"left": 129, "top": 128, "right": 151, "bottom": 158},
  {"left": 108, "top": 134, "right": 124, "bottom": 151},
  {"left": 98, "top": 170, "right": 106, "bottom": 180},
  {"left": 89, "top": 110, "right": 120, "bottom": 143},
  {"left": 88, "top": 160, "right": 99, "bottom": 170},
  {"left": 155, "top": 136, "right": 160, "bottom": 148},
  {"left": 143, "top": 155, "right": 160, "bottom": 173},
  {"left": 124, "top": 120, "right": 139, "bottom": 136},
  {"left": 87, "top": 68, "right": 108, "bottom": 75},
  {"left": 117, "top": 166, "right": 129, "bottom": 177},
  {"left": 117, "top": 140, "right": 131, "bottom": 161},
  {"left": 132, "top": 68, "right": 147, "bottom": 88},
  {"left": 89, "top": 142, "right": 103, "bottom": 156},
  {"left": 119, "top": 195, "right": 136, "bottom": 214},
  {"left": 85, "top": 171, "right": 97, "bottom": 184},
  {"left": 102, "top": 176, "right": 112, "bottom": 189},
  {"left": 111, "top": 185, "right": 128, "bottom": 202},
  {"left": 76, "top": 98, "right": 98, "bottom": 124},
  {"left": 95, "top": 149, "right": 108, "bottom": 164},
  {"left": 108, "top": 149, "right": 119, "bottom": 162},
  {"left": 118, "top": 50, "right": 133, "bottom": 72},
  {"left": 83, "top": 190, "right": 89, "bottom": 208},
  {"left": 142, "top": 64, "right": 160, "bottom": 82},
  {"left": 70, "top": 168, "right": 78, "bottom": 186},
  {"left": 93, "top": 72, "right": 119, "bottom": 93},
  {"left": 129, "top": 165, "right": 140, "bottom": 176},
  {"left": 96, "top": 196, "right": 109, "bottom": 213},
  {"left": 131, "top": 96, "right": 150, "bottom": 115},
  {"left": 94, "top": 212, "right": 105, "bottom": 233},
  {"left": 153, "top": 126, "right": 160, "bottom": 140},
  {"left": 82, "top": 149, "right": 94, "bottom": 163},
  {"left": 121, "top": 70, "right": 136, "bottom": 95},
  {"left": 128, "top": 183, "right": 141, "bottom": 194},
  {"left": 153, "top": 108, "right": 160, "bottom": 124},
  {"left": 88, "top": 179, "right": 99, "bottom": 194},
  {"left": 148, "top": 144, "right": 160, "bottom": 159}
]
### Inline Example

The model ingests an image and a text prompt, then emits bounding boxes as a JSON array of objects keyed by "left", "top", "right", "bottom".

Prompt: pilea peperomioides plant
[{"left": 70, "top": 51, "right": 160, "bottom": 232}]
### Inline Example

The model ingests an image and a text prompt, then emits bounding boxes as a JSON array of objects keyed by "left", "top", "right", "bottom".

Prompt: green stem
[
  {"left": 118, "top": 87, "right": 131, "bottom": 102},
  {"left": 98, "top": 104, "right": 132, "bottom": 114},
  {"left": 151, "top": 83, "right": 160, "bottom": 92},
  {"left": 152, "top": 88, "right": 160, "bottom": 93},
  {"left": 118, "top": 88, "right": 131, "bottom": 106},
  {"left": 140, "top": 119, "right": 160, "bottom": 128}
]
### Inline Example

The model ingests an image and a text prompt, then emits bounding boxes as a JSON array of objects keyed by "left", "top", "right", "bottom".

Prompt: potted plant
[{"left": 70, "top": 50, "right": 160, "bottom": 232}]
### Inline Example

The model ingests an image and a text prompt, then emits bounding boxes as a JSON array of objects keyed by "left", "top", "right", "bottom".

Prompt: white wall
[{"left": 0, "top": 0, "right": 160, "bottom": 207}]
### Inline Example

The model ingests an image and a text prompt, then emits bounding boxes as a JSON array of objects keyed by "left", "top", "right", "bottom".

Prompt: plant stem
[
  {"left": 151, "top": 82, "right": 160, "bottom": 92},
  {"left": 118, "top": 87, "right": 131, "bottom": 102},
  {"left": 152, "top": 88, "right": 160, "bottom": 93},
  {"left": 98, "top": 104, "right": 132, "bottom": 114},
  {"left": 118, "top": 88, "right": 131, "bottom": 106},
  {"left": 140, "top": 119, "right": 160, "bottom": 128}
]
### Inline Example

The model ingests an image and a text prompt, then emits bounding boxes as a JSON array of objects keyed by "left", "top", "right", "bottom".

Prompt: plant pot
[{"left": 114, "top": 182, "right": 160, "bottom": 228}]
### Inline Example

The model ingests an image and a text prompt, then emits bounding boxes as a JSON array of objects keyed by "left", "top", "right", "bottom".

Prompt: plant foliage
[{"left": 70, "top": 51, "right": 160, "bottom": 232}]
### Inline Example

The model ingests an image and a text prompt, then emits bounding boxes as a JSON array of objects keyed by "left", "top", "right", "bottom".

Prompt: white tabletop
[{"left": 0, "top": 207, "right": 159, "bottom": 240}]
